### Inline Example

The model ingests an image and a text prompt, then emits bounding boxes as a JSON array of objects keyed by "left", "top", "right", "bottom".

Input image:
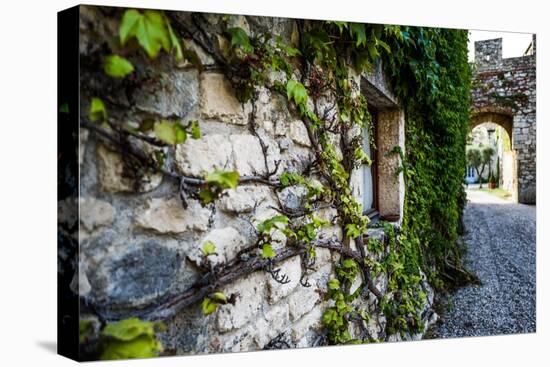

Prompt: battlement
[{"left": 475, "top": 38, "right": 503, "bottom": 69}]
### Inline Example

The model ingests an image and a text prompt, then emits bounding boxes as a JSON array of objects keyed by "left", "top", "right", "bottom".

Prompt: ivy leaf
[
  {"left": 89, "top": 97, "right": 107, "bottom": 123},
  {"left": 119, "top": 9, "right": 141, "bottom": 45},
  {"left": 327, "top": 21, "right": 348, "bottom": 33},
  {"left": 276, "top": 36, "right": 301, "bottom": 56},
  {"left": 345, "top": 223, "right": 362, "bottom": 239},
  {"left": 227, "top": 27, "right": 254, "bottom": 53},
  {"left": 279, "top": 171, "right": 303, "bottom": 187},
  {"left": 154, "top": 120, "right": 187, "bottom": 145},
  {"left": 205, "top": 170, "right": 239, "bottom": 189},
  {"left": 286, "top": 79, "right": 308, "bottom": 106},
  {"left": 103, "top": 55, "right": 134, "bottom": 78},
  {"left": 119, "top": 9, "right": 170, "bottom": 59},
  {"left": 99, "top": 318, "right": 164, "bottom": 360},
  {"left": 349, "top": 23, "right": 367, "bottom": 47},
  {"left": 328, "top": 278, "right": 341, "bottom": 290},
  {"left": 202, "top": 240, "right": 216, "bottom": 257},
  {"left": 257, "top": 215, "right": 289, "bottom": 234},
  {"left": 100, "top": 336, "right": 162, "bottom": 360},
  {"left": 201, "top": 298, "right": 218, "bottom": 315},
  {"left": 376, "top": 39, "right": 391, "bottom": 54},
  {"left": 166, "top": 19, "right": 183, "bottom": 61},
  {"left": 211, "top": 292, "right": 228, "bottom": 304},
  {"left": 59, "top": 102, "right": 69, "bottom": 114},
  {"left": 198, "top": 188, "right": 217, "bottom": 205},
  {"left": 79, "top": 319, "right": 93, "bottom": 344},
  {"left": 102, "top": 318, "right": 156, "bottom": 342},
  {"left": 190, "top": 121, "right": 201, "bottom": 139},
  {"left": 354, "top": 50, "right": 372, "bottom": 73},
  {"left": 261, "top": 244, "right": 276, "bottom": 259}
]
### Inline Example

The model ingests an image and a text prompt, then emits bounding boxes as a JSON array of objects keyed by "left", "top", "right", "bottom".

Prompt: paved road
[{"left": 431, "top": 189, "right": 536, "bottom": 338}]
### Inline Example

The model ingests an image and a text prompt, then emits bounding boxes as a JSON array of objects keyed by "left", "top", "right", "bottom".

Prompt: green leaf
[
  {"left": 327, "top": 21, "right": 348, "bottom": 33},
  {"left": 79, "top": 319, "right": 93, "bottom": 344},
  {"left": 205, "top": 170, "right": 240, "bottom": 189},
  {"left": 227, "top": 27, "right": 254, "bottom": 53},
  {"left": 102, "top": 318, "right": 156, "bottom": 342},
  {"left": 202, "top": 240, "right": 216, "bottom": 256},
  {"left": 286, "top": 80, "right": 308, "bottom": 106},
  {"left": 349, "top": 23, "right": 367, "bottom": 47},
  {"left": 279, "top": 171, "right": 304, "bottom": 187},
  {"left": 119, "top": 9, "right": 170, "bottom": 59},
  {"left": 276, "top": 36, "right": 301, "bottom": 56},
  {"left": 376, "top": 39, "right": 391, "bottom": 54},
  {"left": 59, "top": 102, "right": 69, "bottom": 114},
  {"left": 89, "top": 97, "right": 107, "bottom": 123},
  {"left": 257, "top": 215, "right": 289, "bottom": 234},
  {"left": 328, "top": 278, "right": 341, "bottom": 290},
  {"left": 119, "top": 9, "right": 142, "bottom": 45},
  {"left": 100, "top": 336, "right": 162, "bottom": 360},
  {"left": 345, "top": 223, "right": 362, "bottom": 239},
  {"left": 166, "top": 19, "right": 183, "bottom": 61},
  {"left": 190, "top": 121, "right": 201, "bottom": 139},
  {"left": 201, "top": 297, "right": 218, "bottom": 315},
  {"left": 261, "top": 244, "right": 276, "bottom": 259},
  {"left": 103, "top": 55, "right": 134, "bottom": 78},
  {"left": 154, "top": 120, "right": 186, "bottom": 145},
  {"left": 211, "top": 292, "right": 228, "bottom": 304},
  {"left": 198, "top": 188, "right": 217, "bottom": 205}
]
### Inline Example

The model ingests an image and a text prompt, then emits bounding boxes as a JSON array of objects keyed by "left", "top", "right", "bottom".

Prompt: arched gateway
[{"left": 471, "top": 37, "right": 536, "bottom": 204}]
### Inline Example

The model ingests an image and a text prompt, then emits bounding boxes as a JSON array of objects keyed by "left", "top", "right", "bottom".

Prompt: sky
[{"left": 468, "top": 30, "right": 533, "bottom": 62}]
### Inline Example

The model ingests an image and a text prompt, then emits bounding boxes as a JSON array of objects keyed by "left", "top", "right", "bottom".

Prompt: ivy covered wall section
[
  {"left": 70, "top": 5, "right": 472, "bottom": 360},
  {"left": 381, "top": 29, "right": 473, "bottom": 289}
]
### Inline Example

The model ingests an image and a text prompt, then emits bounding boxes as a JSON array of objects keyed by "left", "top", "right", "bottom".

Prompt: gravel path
[{"left": 430, "top": 189, "right": 536, "bottom": 338}]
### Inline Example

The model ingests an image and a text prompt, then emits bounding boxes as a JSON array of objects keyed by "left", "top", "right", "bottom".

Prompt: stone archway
[
  {"left": 470, "top": 107, "right": 514, "bottom": 142},
  {"left": 469, "top": 109, "right": 518, "bottom": 202},
  {"left": 471, "top": 38, "right": 536, "bottom": 204}
]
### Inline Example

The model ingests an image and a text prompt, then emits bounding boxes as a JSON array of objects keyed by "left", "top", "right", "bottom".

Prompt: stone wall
[
  {"left": 73, "top": 6, "right": 436, "bottom": 355},
  {"left": 471, "top": 37, "right": 536, "bottom": 203}
]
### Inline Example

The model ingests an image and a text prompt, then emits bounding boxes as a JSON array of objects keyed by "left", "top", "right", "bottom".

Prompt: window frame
[{"left": 363, "top": 107, "right": 379, "bottom": 220}]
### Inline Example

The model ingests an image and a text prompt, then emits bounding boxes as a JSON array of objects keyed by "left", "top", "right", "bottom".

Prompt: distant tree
[
  {"left": 482, "top": 146, "right": 495, "bottom": 183},
  {"left": 467, "top": 146, "right": 495, "bottom": 188}
]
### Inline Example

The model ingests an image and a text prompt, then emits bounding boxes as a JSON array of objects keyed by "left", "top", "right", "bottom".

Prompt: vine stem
[
  {"left": 87, "top": 237, "right": 382, "bottom": 322},
  {"left": 80, "top": 119, "right": 281, "bottom": 187}
]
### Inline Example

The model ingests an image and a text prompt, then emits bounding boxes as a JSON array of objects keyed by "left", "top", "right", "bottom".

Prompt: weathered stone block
[
  {"left": 217, "top": 271, "right": 266, "bottom": 332},
  {"left": 79, "top": 197, "right": 115, "bottom": 232},
  {"left": 134, "top": 69, "right": 199, "bottom": 118},
  {"left": 291, "top": 306, "right": 323, "bottom": 342},
  {"left": 288, "top": 286, "right": 320, "bottom": 321},
  {"left": 252, "top": 303, "right": 290, "bottom": 348},
  {"left": 289, "top": 120, "right": 311, "bottom": 147},
  {"left": 230, "top": 134, "right": 267, "bottom": 176},
  {"left": 97, "top": 144, "right": 163, "bottom": 193},
  {"left": 212, "top": 327, "right": 255, "bottom": 353},
  {"left": 267, "top": 256, "right": 302, "bottom": 303},
  {"left": 200, "top": 73, "right": 246, "bottom": 125},
  {"left": 100, "top": 241, "right": 185, "bottom": 306},
  {"left": 135, "top": 198, "right": 210, "bottom": 234},
  {"left": 188, "top": 227, "right": 247, "bottom": 267},
  {"left": 277, "top": 185, "right": 308, "bottom": 212},
  {"left": 174, "top": 134, "right": 233, "bottom": 176},
  {"left": 219, "top": 185, "right": 270, "bottom": 213}
]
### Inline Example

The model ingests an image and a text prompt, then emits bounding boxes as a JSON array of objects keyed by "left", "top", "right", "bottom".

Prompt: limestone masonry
[
  {"left": 472, "top": 37, "right": 536, "bottom": 203},
  {"left": 69, "top": 6, "right": 443, "bottom": 354}
]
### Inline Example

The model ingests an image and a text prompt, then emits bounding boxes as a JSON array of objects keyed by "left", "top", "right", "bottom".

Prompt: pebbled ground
[{"left": 429, "top": 189, "right": 536, "bottom": 338}]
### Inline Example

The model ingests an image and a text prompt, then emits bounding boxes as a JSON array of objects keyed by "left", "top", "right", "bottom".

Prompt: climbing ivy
[
  {"left": 79, "top": 8, "right": 473, "bottom": 353},
  {"left": 381, "top": 28, "right": 473, "bottom": 289}
]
